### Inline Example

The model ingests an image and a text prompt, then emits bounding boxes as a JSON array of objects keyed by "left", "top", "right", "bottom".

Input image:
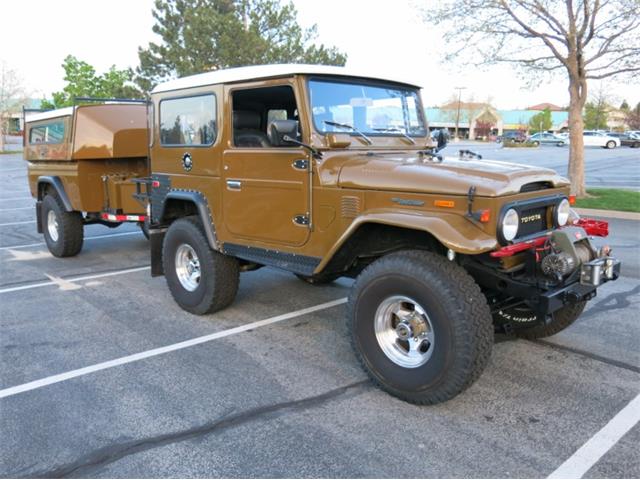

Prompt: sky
[{"left": 2, "top": 0, "right": 638, "bottom": 110}]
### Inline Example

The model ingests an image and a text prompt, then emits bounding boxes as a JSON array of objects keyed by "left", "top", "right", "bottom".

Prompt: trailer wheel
[
  {"left": 495, "top": 301, "right": 587, "bottom": 340},
  {"left": 163, "top": 216, "right": 239, "bottom": 315},
  {"left": 140, "top": 218, "right": 150, "bottom": 240},
  {"left": 42, "top": 194, "right": 84, "bottom": 257},
  {"left": 348, "top": 250, "right": 493, "bottom": 404}
]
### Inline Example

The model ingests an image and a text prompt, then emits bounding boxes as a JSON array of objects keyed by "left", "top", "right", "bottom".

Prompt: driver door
[{"left": 221, "top": 83, "right": 311, "bottom": 247}]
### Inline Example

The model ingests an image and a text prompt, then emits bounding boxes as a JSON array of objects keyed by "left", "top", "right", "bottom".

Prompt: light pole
[{"left": 454, "top": 86, "right": 466, "bottom": 140}]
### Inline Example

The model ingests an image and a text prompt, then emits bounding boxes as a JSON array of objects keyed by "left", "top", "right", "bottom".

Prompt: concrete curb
[{"left": 574, "top": 208, "right": 640, "bottom": 221}]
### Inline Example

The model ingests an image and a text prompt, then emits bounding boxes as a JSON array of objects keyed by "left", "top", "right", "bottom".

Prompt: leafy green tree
[
  {"left": 42, "top": 55, "right": 143, "bottom": 109},
  {"left": 136, "top": 0, "right": 347, "bottom": 92},
  {"left": 583, "top": 102, "right": 609, "bottom": 130},
  {"left": 528, "top": 108, "right": 552, "bottom": 133}
]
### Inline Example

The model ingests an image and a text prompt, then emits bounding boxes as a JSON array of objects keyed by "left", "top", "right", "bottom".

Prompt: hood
[{"left": 330, "top": 152, "right": 569, "bottom": 196}]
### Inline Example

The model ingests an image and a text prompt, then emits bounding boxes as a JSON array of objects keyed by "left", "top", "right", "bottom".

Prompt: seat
[{"left": 233, "top": 111, "right": 271, "bottom": 148}]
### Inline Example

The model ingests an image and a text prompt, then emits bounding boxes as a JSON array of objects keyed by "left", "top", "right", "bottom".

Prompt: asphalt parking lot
[
  {"left": 1, "top": 150, "right": 639, "bottom": 478},
  {"left": 440, "top": 141, "right": 640, "bottom": 190}
]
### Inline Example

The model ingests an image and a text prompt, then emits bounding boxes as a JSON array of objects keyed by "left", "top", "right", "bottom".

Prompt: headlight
[
  {"left": 555, "top": 198, "right": 571, "bottom": 226},
  {"left": 501, "top": 208, "right": 519, "bottom": 241}
]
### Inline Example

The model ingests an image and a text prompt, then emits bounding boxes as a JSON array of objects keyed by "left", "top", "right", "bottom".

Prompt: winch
[{"left": 539, "top": 226, "right": 620, "bottom": 286}]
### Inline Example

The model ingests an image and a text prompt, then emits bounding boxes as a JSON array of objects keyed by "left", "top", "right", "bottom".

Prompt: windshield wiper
[
  {"left": 372, "top": 127, "right": 416, "bottom": 145},
  {"left": 324, "top": 120, "right": 373, "bottom": 145}
]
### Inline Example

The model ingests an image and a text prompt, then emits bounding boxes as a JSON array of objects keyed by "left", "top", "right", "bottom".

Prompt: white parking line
[
  {"left": 0, "top": 265, "right": 150, "bottom": 294},
  {"left": 0, "top": 206, "right": 33, "bottom": 212},
  {"left": 0, "top": 220, "right": 35, "bottom": 226},
  {"left": 0, "top": 231, "right": 141, "bottom": 251},
  {"left": 0, "top": 197, "right": 32, "bottom": 202},
  {"left": 548, "top": 393, "right": 640, "bottom": 479},
  {"left": 0, "top": 297, "right": 348, "bottom": 399}
]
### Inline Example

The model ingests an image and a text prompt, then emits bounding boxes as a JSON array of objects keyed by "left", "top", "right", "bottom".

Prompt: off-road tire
[
  {"left": 348, "top": 250, "right": 493, "bottom": 405},
  {"left": 295, "top": 273, "right": 340, "bottom": 285},
  {"left": 163, "top": 216, "right": 239, "bottom": 315},
  {"left": 41, "top": 194, "right": 84, "bottom": 257},
  {"left": 495, "top": 301, "right": 587, "bottom": 340},
  {"left": 606, "top": 140, "right": 616, "bottom": 149}
]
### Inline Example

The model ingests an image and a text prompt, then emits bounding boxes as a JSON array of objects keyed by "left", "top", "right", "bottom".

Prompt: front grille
[{"left": 518, "top": 206, "right": 548, "bottom": 237}]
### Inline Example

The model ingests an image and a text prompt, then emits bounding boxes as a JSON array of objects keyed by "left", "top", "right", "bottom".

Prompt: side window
[
  {"left": 160, "top": 94, "right": 216, "bottom": 146},
  {"left": 232, "top": 85, "right": 300, "bottom": 148},
  {"left": 29, "top": 121, "right": 65, "bottom": 144}
]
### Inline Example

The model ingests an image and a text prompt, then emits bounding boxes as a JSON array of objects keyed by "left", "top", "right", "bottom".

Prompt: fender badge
[{"left": 182, "top": 153, "right": 193, "bottom": 172}]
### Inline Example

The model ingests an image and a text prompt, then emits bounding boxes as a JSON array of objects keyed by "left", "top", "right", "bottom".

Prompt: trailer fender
[{"left": 37, "top": 176, "right": 73, "bottom": 211}]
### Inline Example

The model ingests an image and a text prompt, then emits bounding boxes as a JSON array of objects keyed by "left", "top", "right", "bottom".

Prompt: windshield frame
[{"left": 305, "top": 76, "right": 428, "bottom": 141}]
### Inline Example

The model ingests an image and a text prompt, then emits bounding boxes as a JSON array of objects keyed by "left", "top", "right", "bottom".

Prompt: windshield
[{"left": 308, "top": 79, "right": 426, "bottom": 137}]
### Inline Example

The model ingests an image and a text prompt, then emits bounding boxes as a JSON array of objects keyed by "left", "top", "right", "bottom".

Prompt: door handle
[{"left": 226, "top": 179, "right": 242, "bottom": 190}]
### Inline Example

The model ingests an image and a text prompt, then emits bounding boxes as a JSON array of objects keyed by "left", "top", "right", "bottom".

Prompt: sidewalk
[{"left": 575, "top": 208, "right": 640, "bottom": 221}]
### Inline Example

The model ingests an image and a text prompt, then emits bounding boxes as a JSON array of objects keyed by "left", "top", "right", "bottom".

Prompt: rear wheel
[
  {"left": 163, "top": 217, "right": 239, "bottom": 315},
  {"left": 348, "top": 250, "right": 493, "bottom": 404},
  {"left": 494, "top": 301, "right": 587, "bottom": 340},
  {"left": 41, "top": 194, "right": 84, "bottom": 257}
]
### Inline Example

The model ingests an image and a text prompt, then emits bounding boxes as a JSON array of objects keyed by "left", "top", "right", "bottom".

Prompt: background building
[{"left": 426, "top": 102, "right": 569, "bottom": 139}]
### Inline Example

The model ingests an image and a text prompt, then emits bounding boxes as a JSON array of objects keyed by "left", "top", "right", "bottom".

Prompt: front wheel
[
  {"left": 531, "top": 141, "right": 540, "bottom": 147},
  {"left": 41, "top": 194, "right": 84, "bottom": 257},
  {"left": 606, "top": 140, "right": 616, "bottom": 149},
  {"left": 348, "top": 251, "right": 493, "bottom": 405},
  {"left": 163, "top": 217, "right": 239, "bottom": 315}
]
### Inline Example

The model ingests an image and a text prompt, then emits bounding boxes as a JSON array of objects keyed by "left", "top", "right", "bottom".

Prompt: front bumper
[
  {"left": 465, "top": 254, "right": 621, "bottom": 317},
  {"left": 535, "top": 256, "right": 621, "bottom": 314}
]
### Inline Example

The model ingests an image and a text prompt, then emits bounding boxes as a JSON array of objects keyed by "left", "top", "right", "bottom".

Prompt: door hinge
[
  {"left": 293, "top": 214, "right": 310, "bottom": 226},
  {"left": 292, "top": 159, "right": 309, "bottom": 170}
]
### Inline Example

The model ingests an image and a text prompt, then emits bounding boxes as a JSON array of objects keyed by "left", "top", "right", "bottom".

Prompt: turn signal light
[
  {"left": 434, "top": 200, "right": 455, "bottom": 208},
  {"left": 569, "top": 195, "right": 576, "bottom": 205},
  {"left": 479, "top": 209, "right": 491, "bottom": 223}
]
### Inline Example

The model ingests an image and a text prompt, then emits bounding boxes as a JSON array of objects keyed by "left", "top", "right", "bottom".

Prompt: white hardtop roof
[
  {"left": 152, "top": 64, "right": 422, "bottom": 94},
  {"left": 25, "top": 106, "right": 74, "bottom": 123}
]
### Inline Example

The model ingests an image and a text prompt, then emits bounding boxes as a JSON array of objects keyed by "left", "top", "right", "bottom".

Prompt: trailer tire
[
  {"left": 496, "top": 301, "right": 587, "bottom": 340},
  {"left": 163, "top": 216, "right": 239, "bottom": 315},
  {"left": 42, "top": 194, "right": 84, "bottom": 257},
  {"left": 140, "top": 218, "right": 150, "bottom": 240},
  {"left": 348, "top": 250, "right": 493, "bottom": 404}
]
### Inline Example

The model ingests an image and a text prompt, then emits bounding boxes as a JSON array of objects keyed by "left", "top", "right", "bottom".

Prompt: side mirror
[
  {"left": 268, "top": 119, "right": 299, "bottom": 146},
  {"left": 436, "top": 129, "right": 448, "bottom": 151}
]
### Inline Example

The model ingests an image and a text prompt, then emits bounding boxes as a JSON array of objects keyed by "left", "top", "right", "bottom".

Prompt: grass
[
  {"left": 0, "top": 150, "right": 22, "bottom": 154},
  {"left": 575, "top": 188, "right": 640, "bottom": 213}
]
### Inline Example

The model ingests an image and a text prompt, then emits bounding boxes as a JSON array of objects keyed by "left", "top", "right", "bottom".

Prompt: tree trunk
[{"left": 567, "top": 77, "right": 587, "bottom": 197}]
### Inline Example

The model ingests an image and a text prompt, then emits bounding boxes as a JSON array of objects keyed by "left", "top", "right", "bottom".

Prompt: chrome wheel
[
  {"left": 374, "top": 295, "right": 435, "bottom": 368},
  {"left": 175, "top": 244, "right": 201, "bottom": 292},
  {"left": 47, "top": 210, "right": 59, "bottom": 242}
]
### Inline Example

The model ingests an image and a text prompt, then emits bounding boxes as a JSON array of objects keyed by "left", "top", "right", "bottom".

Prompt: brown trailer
[{"left": 25, "top": 102, "right": 150, "bottom": 257}]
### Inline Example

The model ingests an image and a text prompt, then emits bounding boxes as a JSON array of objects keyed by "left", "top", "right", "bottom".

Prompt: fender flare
[
  {"left": 37, "top": 176, "right": 73, "bottom": 212},
  {"left": 315, "top": 209, "right": 499, "bottom": 273},
  {"left": 160, "top": 190, "right": 219, "bottom": 250}
]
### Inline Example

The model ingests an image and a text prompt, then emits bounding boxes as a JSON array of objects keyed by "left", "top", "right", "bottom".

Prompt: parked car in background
[
  {"left": 607, "top": 132, "right": 640, "bottom": 148},
  {"left": 497, "top": 131, "right": 526, "bottom": 143},
  {"left": 583, "top": 130, "right": 620, "bottom": 148},
  {"left": 527, "top": 132, "right": 568, "bottom": 146}
]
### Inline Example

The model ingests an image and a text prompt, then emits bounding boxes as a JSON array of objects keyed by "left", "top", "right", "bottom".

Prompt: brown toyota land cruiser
[{"left": 28, "top": 65, "right": 621, "bottom": 404}]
